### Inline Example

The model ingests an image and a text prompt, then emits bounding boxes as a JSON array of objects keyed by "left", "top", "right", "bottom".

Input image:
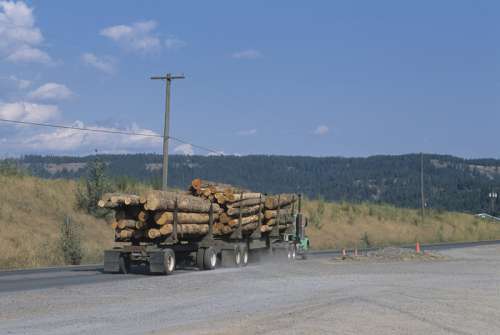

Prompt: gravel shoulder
[{"left": 1, "top": 245, "right": 500, "bottom": 335}]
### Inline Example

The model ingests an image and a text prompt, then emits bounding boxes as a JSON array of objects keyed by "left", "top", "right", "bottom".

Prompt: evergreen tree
[{"left": 77, "top": 155, "right": 110, "bottom": 214}]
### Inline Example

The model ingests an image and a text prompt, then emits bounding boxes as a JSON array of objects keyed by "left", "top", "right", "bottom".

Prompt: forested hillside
[{"left": 13, "top": 153, "right": 500, "bottom": 214}]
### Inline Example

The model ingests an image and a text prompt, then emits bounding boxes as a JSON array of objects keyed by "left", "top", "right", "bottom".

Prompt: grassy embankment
[
  {"left": 0, "top": 173, "right": 114, "bottom": 269},
  {"left": 1, "top": 174, "right": 500, "bottom": 269},
  {"left": 304, "top": 199, "right": 500, "bottom": 249}
]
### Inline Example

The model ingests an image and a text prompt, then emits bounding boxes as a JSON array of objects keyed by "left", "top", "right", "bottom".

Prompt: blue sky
[{"left": 0, "top": 1, "right": 498, "bottom": 157}]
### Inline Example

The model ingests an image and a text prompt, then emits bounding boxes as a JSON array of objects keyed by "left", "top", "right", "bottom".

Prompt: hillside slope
[
  {"left": 304, "top": 200, "right": 500, "bottom": 250},
  {"left": 1, "top": 173, "right": 499, "bottom": 269},
  {"left": 0, "top": 174, "right": 113, "bottom": 269},
  {"left": 18, "top": 153, "right": 500, "bottom": 213}
]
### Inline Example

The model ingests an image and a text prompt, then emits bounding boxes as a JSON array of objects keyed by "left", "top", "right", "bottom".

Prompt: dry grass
[
  {"left": 304, "top": 200, "right": 500, "bottom": 250},
  {"left": 2, "top": 173, "right": 500, "bottom": 268},
  {"left": 0, "top": 174, "right": 114, "bottom": 269}
]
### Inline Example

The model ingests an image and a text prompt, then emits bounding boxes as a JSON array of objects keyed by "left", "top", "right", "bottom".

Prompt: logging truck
[{"left": 103, "top": 194, "right": 309, "bottom": 275}]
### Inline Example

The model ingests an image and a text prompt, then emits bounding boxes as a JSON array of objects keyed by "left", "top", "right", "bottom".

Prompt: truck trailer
[{"left": 103, "top": 194, "right": 309, "bottom": 275}]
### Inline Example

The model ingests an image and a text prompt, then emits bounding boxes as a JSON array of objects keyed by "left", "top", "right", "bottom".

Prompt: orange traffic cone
[{"left": 415, "top": 241, "right": 421, "bottom": 253}]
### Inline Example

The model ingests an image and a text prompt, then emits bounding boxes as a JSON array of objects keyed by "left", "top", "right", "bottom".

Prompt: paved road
[
  {"left": 2, "top": 240, "right": 500, "bottom": 293},
  {"left": 1, "top": 244, "right": 500, "bottom": 334}
]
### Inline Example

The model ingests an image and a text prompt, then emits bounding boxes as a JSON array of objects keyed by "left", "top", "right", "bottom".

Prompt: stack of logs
[
  {"left": 98, "top": 179, "right": 299, "bottom": 243},
  {"left": 189, "top": 179, "right": 298, "bottom": 235}
]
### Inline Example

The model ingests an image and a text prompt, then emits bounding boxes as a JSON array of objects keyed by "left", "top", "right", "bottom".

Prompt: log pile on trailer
[{"left": 99, "top": 179, "right": 299, "bottom": 243}]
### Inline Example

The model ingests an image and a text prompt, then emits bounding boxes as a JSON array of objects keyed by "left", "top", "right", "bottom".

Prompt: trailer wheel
[
  {"left": 241, "top": 246, "right": 249, "bottom": 267},
  {"left": 287, "top": 245, "right": 296, "bottom": 261},
  {"left": 234, "top": 246, "right": 242, "bottom": 267},
  {"left": 196, "top": 248, "right": 205, "bottom": 270},
  {"left": 203, "top": 247, "right": 217, "bottom": 270},
  {"left": 118, "top": 255, "right": 130, "bottom": 274},
  {"left": 163, "top": 249, "right": 176, "bottom": 275}
]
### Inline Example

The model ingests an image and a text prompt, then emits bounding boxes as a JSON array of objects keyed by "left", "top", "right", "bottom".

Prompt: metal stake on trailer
[
  {"left": 285, "top": 194, "right": 296, "bottom": 235},
  {"left": 250, "top": 194, "right": 262, "bottom": 239},
  {"left": 270, "top": 194, "right": 281, "bottom": 238},
  {"left": 230, "top": 192, "right": 243, "bottom": 240},
  {"left": 173, "top": 198, "right": 179, "bottom": 241}
]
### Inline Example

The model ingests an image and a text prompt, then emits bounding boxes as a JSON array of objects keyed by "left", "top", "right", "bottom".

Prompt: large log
[
  {"left": 99, "top": 193, "right": 141, "bottom": 208},
  {"left": 225, "top": 192, "right": 263, "bottom": 203},
  {"left": 159, "top": 223, "right": 210, "bottom": 236},
  {"left": 265, "top": 217, "right": 295, "bottom": 226},
  {"left": 214, "top": 222, "right": 232, "bottom": 235},
  {"left": 227, "top": 214, "right": 260, "bottom": 227},
  {"left": 191, "top": 179, "right": 248, "bottom": 194},
  {"left": 264, "top": 207, "right": 293, "bottom": 220},
  {"left": 213, "top": 222, "right": 259, "bottom": 235},
  {"left": 226, "top": 204, "right": 262, "bottom": 217},
  {"left": 154, "top": 211, "right": 218, "bottom": 225},
  {"left": 264, "top": 194, "right": 297, "bottom": 210},
  {"left": 260, "top": 223, "right": 290, "bottom": 233},
  {"left": 119, "top": 229, "right": 134, "bottom": 239},
  {"left": 226, "top": 197, "right": 263, "bottom": 208},
  {"left": 148, "top": 228, "right": 161, "bottom": 239},
  {"left": 142, "top": 191, "right": 221, "bottom": 213}
]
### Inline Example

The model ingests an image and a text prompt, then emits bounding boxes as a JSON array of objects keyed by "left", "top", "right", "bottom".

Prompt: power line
[{"left": 0, "top": 117, "right": 223, "bottom": 155}]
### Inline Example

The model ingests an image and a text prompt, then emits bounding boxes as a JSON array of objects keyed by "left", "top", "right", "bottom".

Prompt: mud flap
[
  {"left": 148, "top": 251, "right": 165, "bottom": 274},
  {"left": 103, "top": 250, "right": 121, "bottom": 273}
]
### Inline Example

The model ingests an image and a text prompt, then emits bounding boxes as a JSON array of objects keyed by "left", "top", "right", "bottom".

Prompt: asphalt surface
[
  {"left": 1, "top": 240, "right": 500, "bottom": 293},
  {"left": 1, "top": 242, "right": 500, "bottom": 334}
]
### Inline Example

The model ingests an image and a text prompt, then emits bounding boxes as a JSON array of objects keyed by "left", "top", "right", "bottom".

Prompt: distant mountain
[{"left": 13, "top": 153, "right": 500, "bottom": 214}]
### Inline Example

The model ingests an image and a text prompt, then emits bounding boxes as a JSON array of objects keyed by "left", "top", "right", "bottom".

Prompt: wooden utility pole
[
  {"left": 489, "top": 190, "right": 497, "bottom": 215},
  {"left": 420, "top": 152, "right": 425, "bottom": 225},
  {"left": 151, "top": 73, "right": 185, "bottom": 190}
]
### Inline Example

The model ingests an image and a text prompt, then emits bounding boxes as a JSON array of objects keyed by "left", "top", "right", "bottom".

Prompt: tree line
[{"left": 15, "top": 153, "right": 500, "bottom": 214}]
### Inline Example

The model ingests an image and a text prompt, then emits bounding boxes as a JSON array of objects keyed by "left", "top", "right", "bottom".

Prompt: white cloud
[
  {"left": 0, "top": 1, "right": 52, "bottom": 63},
  {"left": 207, "top": 151, "right": 224, "bottom": 156},
  {"left": 28, "top": 83, "right": 73, "bottom": 101},
  {"left": 100, "top": 20, "right": 161, "bottom": 53},
  {"left": 314, "top": 125, "right": 329, "bottom": 135},
  {"left": 81, "top": 53, "right": 115, "bottom": 74},
  {"left": 0, "top": 101, "right": 59, "bottom": 122},
  {"left": 8, "top": 75, "right": 31, "bottom": 89},
  {"left": 237, "top": 128, "right": 257, "bottom": 136},
  {"left": 165, "top": 36, "right": 186, "bottom": 50},
  {"left": 174, "top": 143, "right": 194, "bottom": 155},
  {"left": 1, "top": 120, "right": 162, "bottom": 153},
  {"left": 231, "top": 49, "right": 262, "bottom": 60}
]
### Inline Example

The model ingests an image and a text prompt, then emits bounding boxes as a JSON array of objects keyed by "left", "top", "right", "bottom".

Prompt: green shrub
[
  {"left": 361, "top": 232, "right": 372, "bottom": 248},
  {"left": 59, "top": 216, "right": 83, "bottom": 265},
  {"left": 76, "top": 157, "right": 111, "bottom": 215}
]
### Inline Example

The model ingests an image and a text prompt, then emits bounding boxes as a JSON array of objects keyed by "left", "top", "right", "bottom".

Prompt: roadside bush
[
  {"left": 361, "top": 232, "right": 372, "bottom": 248},
  {"left": 59, "top": 216, "right": 83, "bottom": 265},
  {"left": 76, "top": 157, "right": 111, "bottom": 215}
]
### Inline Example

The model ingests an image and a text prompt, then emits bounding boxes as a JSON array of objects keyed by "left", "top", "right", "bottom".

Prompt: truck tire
[
  {"left": 203, "top": 247, "right": 217, "bottom": 270},
  {"left": 288, "top": 245, "right": 296, "bottom": 261},
  {"left": 118, "top": 255, "right": 130, "bottom": 274},
  {"left": 163, "top": 249, "right": 176, "bottom": 275},
  {"left": 196, "top": 248, "right": 205, "bottom": 270},
  {"left": 234, "top": 246, "right": 242, "bottom": 267},
  {"left": 240, "top": 246, "right": 249, "bottom": 267}
]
